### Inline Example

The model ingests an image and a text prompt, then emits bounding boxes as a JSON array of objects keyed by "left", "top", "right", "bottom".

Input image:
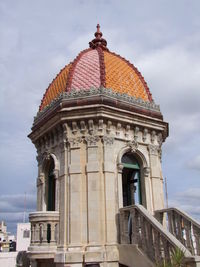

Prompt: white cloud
[{"left": 187, "top": 156, "right": 200, "bottom": 171}]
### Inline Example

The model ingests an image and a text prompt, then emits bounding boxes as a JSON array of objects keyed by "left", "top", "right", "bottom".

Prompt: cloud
[
  {"left": 0, "top": 193, "right": 36, "bottom": 234},
  {"left": 187, "top": 155, "right": 200, "bottom": 171},
  {"left": 169, "top": 188, "right": 200, "bottom": 221}
]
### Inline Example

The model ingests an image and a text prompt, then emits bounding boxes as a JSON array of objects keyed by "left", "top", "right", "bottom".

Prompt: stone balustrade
[
  {"left": 119, "top": 205, "right": 192, "bottom": 265},
  {"left": 29, "top": 211, "right": 59, "bottom": 247},
  {"left": 155, "top": 207, "right": 200, "bottom": 256}
]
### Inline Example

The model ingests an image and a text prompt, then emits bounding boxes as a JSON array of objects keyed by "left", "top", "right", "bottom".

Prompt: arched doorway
[
  {"left": 45, "top": 157, "right": 56, "bottom": 211},
  {"left": 121, "top": 153, "right": 142, "bottom": 206}
]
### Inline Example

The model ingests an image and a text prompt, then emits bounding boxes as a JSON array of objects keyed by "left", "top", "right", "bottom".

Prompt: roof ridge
[
  {"left": 65, "top": 48, "right": 92, "bottom": 92},
  {"left": 97, "top": 47, "right": 106, "bottom": 87}
]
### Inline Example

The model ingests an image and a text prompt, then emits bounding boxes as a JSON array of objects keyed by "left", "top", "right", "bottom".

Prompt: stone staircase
[{"left": 119, "top": 205, "right": 200, "bottom": 267}]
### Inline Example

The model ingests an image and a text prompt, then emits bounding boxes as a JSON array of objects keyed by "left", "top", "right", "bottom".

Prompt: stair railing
[
  {"left": 155, "top": 207, "right": 200, "bottom": 256},
  {"left": 119, "top": 204, "right": 192, "bottom": 265}
]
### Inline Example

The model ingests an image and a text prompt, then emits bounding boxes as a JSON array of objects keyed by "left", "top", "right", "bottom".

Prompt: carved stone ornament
[
  {"left": 80, "top": 120, "right": 86, "bottom": 134},
  {"left": 37, "top": 174, "right": 45, "bottom": 186},
  {"left": 151, "top": 130, "right": 156, "bottom": 143},
  {"left": 85, "top": 136, "right": 100, "bottom": 146},
  {"left": 148, "top": 144, "right": 160, "bottom": 156},
  {"left": 134, "top": 126, "right": 139, "bottom": 141},
  {"left": 68, "top": 137, "right": 82, "bottom": 148},
  {"left": 117, "top": 163, "right": 124, "bottom": 173},
  {"left": 116, "top": 123, "right": 121, "bottom": 136},
  {"left": 102, "top": 135, "right": 114, "bottom": 146},
  {"left": 142, "top": 128, "right": 148, "bottom": 142},
  {"left": 42, "top": 150, "right": 51, "bottom": 161},
  {"left": 143, "top": 167, "right": 150, "bottom": 177},
  {"left": 127, "top": 140, "right": 138, "bottom": 152}
]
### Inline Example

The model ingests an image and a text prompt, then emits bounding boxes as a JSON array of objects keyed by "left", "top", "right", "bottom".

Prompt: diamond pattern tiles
[
  {"left": 71, "top": 49, "right": 101, "bottom": 90},
  {"left": 103, "top": 51, "right": 149, "bottom": 101},
  {"left": 39, "top": 47, "right": 152, "bottom": 111},
  {"left": 39, "top": 63, "right": 71, "bottom": 111}
]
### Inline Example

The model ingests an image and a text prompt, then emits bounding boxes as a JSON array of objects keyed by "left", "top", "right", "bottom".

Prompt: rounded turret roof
[{"left": 39, "top": 25, "right": 152, "bottom": 111}]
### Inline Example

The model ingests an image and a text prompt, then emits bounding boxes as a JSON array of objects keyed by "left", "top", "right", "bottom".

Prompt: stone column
[
  {"left": 102, "top": 136, "right": 117, "bottom": 244},
  {"left": 148, "top": 144, "right": 164, "bottom": 211},
  {"left": 85, "top": 135, "right": 102, "bottom": 245},
  {"left": 58, "top": 140, "right": 67, "bottom": 249},
  {"left": 36, "top": 173, "right": 45, "bottom": 211},
  {"left": 68, "top": 137, "right": 82, "bottom": 246}
]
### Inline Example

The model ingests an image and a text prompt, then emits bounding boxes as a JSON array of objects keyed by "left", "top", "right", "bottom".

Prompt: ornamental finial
[{"left": 89, "top": 24, "right": 108, "bottom": 50}]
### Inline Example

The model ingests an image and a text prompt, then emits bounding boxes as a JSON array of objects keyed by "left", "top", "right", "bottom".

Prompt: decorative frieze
[
  {"left": 85, "top": 136, "right": 100, "bottom": 147},
  {"left": 102, "top": 136, "right": 114, "bottom": 146},
  {"left": 68, "top": 137, "right": 82, "bottom": 148},
  {"left": 148, "top": 144, "right": 160, "bottom": 156}
]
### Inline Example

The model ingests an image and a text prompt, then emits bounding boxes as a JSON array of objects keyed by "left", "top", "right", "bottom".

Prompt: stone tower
[{"left": 28, "top": 25, "right": 168, "bottom": 267}]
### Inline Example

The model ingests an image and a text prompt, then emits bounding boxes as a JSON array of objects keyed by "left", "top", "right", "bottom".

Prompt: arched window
[
  {"left": 121, "top": 153, "right": 141, "bottom": 206},
  {"left": 45, "top": 157, "right": 56, "bottom": 211}
]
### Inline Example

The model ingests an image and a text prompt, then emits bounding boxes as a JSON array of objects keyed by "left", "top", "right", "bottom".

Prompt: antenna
[
  {"left": 164, "top": 177, "right": 168, "bottom": 208},
  {"left": 23, "top": 192, "right": 27, "bottom": 223}
]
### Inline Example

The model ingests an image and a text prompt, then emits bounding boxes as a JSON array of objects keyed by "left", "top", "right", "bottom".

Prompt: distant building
[
  {"left": 16, "top": 223, "right": 31, "bottom": 252},
  {"left": 0, "top": 221, "right": 16, "bottom": 252}
]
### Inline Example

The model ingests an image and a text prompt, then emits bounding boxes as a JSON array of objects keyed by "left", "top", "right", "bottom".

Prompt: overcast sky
[{"left": 0, "top": 0, "right": 200, "bottom": 235}]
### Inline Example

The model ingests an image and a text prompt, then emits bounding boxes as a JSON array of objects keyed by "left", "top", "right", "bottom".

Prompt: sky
[{"left": 0, "top": 0, "right": 200, "bottom": 235}]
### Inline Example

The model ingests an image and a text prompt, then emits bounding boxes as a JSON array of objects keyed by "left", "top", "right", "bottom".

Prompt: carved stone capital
[
  {"left": 117, "top": 163, "right": 124, "bottom": 173},
  {"left": 68, "top": 137, "right": 82, "bottom": 148},
  {"left": 127, "top": 140, "right": 138, "bottom": 152},
  {"left": 53, "top": 169, "right": 59, "bottom": 179},
  {"left": 102, "top": 135, "right": 114, "bottom": 146},
  {"left": 85, "top": 136, "right": 100, "bottom": 147},
  {"left": 143, "top": 167, "right": 150, "bottom": 177},
  {"left": 42, "top": 150, "right": 51, "bottom": 162},
  {"left": 148, "top": 144, "right": 160, "bottom": 156},
  {"left": 37, "top": 174, "right": 44, "bottom": 186}
]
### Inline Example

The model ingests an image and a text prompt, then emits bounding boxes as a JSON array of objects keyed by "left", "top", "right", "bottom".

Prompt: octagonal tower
[{"left": 28, "top": 25, "right": 168, "bottom": 267}]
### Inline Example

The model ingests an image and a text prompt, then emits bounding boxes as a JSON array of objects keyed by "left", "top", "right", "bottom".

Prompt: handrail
[
  {"left": 119, "top": 204, "right": 192, "bottom": 265},
  {"left": 155, "top": 207, "right": 200, "bottom": 256}
]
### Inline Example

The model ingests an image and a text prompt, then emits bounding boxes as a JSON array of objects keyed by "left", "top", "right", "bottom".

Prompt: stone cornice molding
[{"left": 33, "top": 87, "right": 160, "bottom": 125}]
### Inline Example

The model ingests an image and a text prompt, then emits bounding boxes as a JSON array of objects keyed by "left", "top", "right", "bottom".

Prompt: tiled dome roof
[{"left": 39, "top": 25, "right": 152, "bottom": 111}]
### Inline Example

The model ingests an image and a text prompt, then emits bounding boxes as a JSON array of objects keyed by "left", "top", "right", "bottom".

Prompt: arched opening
[
  {"left": 45, "top": 157, "right": 56, "bottom": 211},
  {"left": 121, "top": 152, "right": 142, "bottom": 206}
]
